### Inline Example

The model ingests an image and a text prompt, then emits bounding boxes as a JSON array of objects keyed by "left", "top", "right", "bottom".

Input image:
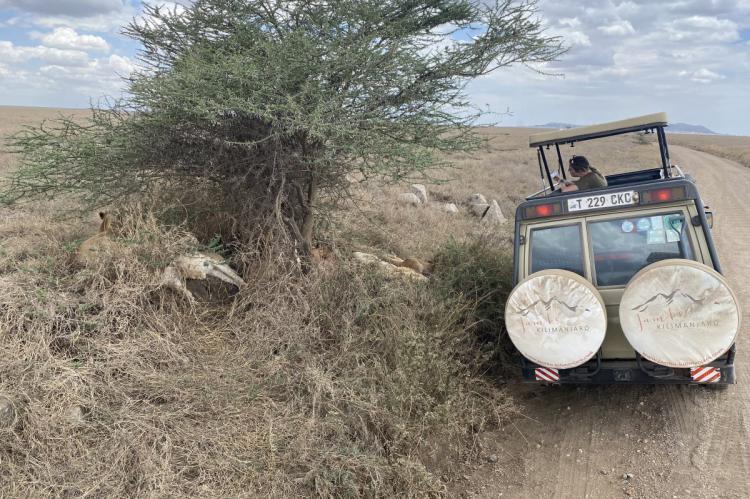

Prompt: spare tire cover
[
  {"left": 619, "top": 259, "right": 740, "bottom": 368},
  {"left": 505, "top": 270, "right": 607, "bottom": 369}
]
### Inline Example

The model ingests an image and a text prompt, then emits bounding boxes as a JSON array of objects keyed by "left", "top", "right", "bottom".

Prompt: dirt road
[{"left": 468, "top": 146, "right": 750, "bottom": 499}]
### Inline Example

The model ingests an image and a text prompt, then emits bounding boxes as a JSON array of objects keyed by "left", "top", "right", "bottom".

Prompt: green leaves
[{"left": 2, "top": 0, "right": 563, "bottom": 244}]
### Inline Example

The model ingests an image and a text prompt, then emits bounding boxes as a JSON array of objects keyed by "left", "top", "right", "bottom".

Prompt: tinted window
[
  {"left": 530, "top": 225, "right": 585, "bottom": 277},
  {"left": 589, "top": 213, "right": 694, "bottom": 287}
]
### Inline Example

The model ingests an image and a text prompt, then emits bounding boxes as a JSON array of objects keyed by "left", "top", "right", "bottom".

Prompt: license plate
[{"left": 567, "top": 191, "right": 636, "bottom": 212}]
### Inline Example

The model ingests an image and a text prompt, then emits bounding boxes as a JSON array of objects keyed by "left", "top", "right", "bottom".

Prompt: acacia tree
[{"left": 4, "top": 0, "right": 563, "bottom": 254}]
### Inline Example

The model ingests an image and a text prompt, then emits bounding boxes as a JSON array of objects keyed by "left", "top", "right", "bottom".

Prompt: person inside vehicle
[{"left": 558, "top": 155, "right": 607, "bottom": 192}]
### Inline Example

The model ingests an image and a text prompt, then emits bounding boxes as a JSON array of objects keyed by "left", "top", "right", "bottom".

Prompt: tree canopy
[{"left": 3, "top": 0, "right": 563, "bottom": 252}]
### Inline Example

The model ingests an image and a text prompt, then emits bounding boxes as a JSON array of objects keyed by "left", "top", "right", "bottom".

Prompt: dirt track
[{"left": 467, "top": 146, "right": 750, "bottom": 498}]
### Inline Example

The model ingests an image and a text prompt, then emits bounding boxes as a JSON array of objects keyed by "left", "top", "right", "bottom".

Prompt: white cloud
[
  {"left": 469, "top": 0, "right": 750, "bottom": 134},
  {"left": 0, "top": 40, "right": 90, "bottom": 66},
  {"left": 559, "top": 17, "right": 581, "bottom": 28},
  {"left": 683, "top": 68, "right": 726, "bottom": 83},
  {"left": 31, "top": 27, "right": 110, "bottom": 52},
  {"left": 598, "top": 20, "right": 636, "bottom": 36},
  {"left": 0, "top": 0, "right": 124, "bottom": 17},
  {"left": 667, "top": 16, "right": 740, "bottom": 42}
]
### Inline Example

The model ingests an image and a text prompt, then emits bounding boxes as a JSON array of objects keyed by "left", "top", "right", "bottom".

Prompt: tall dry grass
[
  {"left": 0, "top": 200, "right": 517, "bottom": 497},
  {"left": 668, "top": 133, "right": 750, "bottom": 168},
  {"left": 2, "top": 106, "right": 744, "bottom": 497}
]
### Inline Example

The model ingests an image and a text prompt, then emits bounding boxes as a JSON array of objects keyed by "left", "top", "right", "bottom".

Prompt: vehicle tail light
[
  {"left": 523, "top": 202, "right": 562, "bottom": 219},
  {"left": 639, "top": 186, "right": 686, "bottom": 204}
]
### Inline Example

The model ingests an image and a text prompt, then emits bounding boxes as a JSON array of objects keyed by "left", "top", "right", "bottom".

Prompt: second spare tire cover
[
  {"left": 505, "top": 269, "right": 607, "bottom": 369},
  {"left": 619, "top": 259, "right": 740, "bottom": 368}
]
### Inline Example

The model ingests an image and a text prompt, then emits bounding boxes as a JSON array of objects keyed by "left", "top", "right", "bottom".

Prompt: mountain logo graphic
[
  {"left": 516, "top": 297, "right": 590, "bottom": 317},
  {"left": 630, "top": 289, "right": 710, "bottom": 313}
]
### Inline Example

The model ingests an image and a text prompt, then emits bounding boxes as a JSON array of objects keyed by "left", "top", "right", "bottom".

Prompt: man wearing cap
[{"left": 559, "top": 155, "right": 607, "bottom": 192}]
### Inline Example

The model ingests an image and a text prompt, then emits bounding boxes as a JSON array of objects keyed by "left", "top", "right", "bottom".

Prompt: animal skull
[{"left": 162, "top": 252, "right": 245, "bottom": 302}]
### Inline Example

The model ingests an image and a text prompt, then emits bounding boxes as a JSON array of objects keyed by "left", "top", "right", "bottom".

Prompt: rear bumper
[{"left": 520, "top": 345, "right": 736, "bottom": 385}]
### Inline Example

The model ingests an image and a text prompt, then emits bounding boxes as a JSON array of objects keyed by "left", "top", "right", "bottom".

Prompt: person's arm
[{"left": 560, "top": 181, "right": 579, "bottom": 192}]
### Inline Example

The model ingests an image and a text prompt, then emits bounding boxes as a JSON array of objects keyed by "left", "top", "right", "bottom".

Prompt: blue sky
[{"left": 0, "top": 0, "right": 749, "bottom": 135}]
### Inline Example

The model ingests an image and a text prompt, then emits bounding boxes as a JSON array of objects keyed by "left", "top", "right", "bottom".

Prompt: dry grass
[
  {"left": 1, "top": 106, "right": 745, "bottom": 497},
  {"left": 0, "top": 203, "right": 515, "bottom": 497},
  {"left": 0, "top": 107, "right": 517, "bottom": 498},
  {"left": 668, "top": 133, "right": 750, "bottom": 169}
]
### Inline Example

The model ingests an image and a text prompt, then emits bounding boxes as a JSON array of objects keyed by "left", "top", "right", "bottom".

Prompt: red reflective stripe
[
  {"left": 692, "top": 367, "right": 712, "bottom": 380},
  {"left": 536, "top": 368, "right": 559, "bottom": 381},
  {"left": 704, "top": 371, "right": 721, "bottom": 383},
  {"left": 691, "top": 366, "right": 721, "bottom": 383},
  {"left": 695, "top": 368, "right": 718, "bottom": 382},
  {"left": 536, "top": 370, "right": 554, "bottom": 382}
]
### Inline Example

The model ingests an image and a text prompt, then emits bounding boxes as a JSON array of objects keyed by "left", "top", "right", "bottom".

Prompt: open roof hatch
[{"left": 528, "top": 112, "right": 672, "bottom": 197}]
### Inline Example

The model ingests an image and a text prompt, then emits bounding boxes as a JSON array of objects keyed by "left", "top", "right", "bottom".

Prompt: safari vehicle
[{"left": 505, "top": 113, "right": 741, "bottom": 385}]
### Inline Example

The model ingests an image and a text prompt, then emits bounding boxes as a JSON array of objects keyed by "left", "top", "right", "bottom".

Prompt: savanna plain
[{"left": 1, "top": 106, "right": 749, "bottom": 498}]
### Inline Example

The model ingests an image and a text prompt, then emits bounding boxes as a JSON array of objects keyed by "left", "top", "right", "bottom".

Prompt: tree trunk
[{"left": 300, "top": 171, "right": 317, "bottom": 256}]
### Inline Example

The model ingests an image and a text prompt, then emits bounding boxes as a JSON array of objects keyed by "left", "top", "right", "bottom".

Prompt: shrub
[{"left": 0, "top": 209, "right": 514, "bottom": 497}]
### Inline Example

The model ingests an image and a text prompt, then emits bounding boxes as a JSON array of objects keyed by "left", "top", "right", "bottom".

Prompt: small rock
[
  {"left": 622, "top": 473, "right": 634, "bottom": 480},
  {"left": 480, "top": 200, "right": 506, "bottom": 224},
  {"left": 468, "top": 193, "right": 489, "bottom": 217},
  {"left": 462, "top": 475, "right": 471, "bottom": 481},
  {"left": 600, "top": 469, "right": 608, "bottom": 475},
  {"left": 441, "top": 202, "right": 459, "bottom": 214},
  {"left": 535, "top": 443, "right": 541, "bottom": 449},
  {"left": 0, "top": 395, "right": 17, "bottom": 428},
  {"left": 566, "top": 406, "right": 571, "bottom": 411},
  {"left": 468, "top": 193, "right": 487, "bottom": 205},
  {"left": 578, "top": 448, "right": 583, "bottom": 453},
  {"left": 410, "top": 184, "right": 428, "bottom": 204},
  {"left": 398, "top": 192, "right": 421, "bottom": 206},
  {"left": 643, "top": 438, "right": 649, "bottom": 444},
  {"left": 68, "top": 405, "right": 87, "bottom": 424},
  {"left": 488, "top": 454, "right": 498, "bottom": 463}
]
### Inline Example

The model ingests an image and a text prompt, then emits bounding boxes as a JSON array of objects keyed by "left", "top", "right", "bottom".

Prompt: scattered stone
[
  {"left": 398, "top": 192, "right": 422, "bottom": 206},
  {"left": 488, "top": 454, "right": 498, "bottom": 463},
  {"left": 0, "top": 395, "right": 16, "bottom": 428},
  {"left": 600, "top": 469, "right": 609, "bottom": 475},
  {"left": 622, "top": 473, "right": 634, "bottom": 480},
  {"left": 578, "top": 448, "right": 583, "bottom": 453},
  {"left": 643, "top": 438, "right": 649, "bottom": 444},
  {"left": 462, "top": 475, "right": 471, "bottom": 481},
  {"left": 441, "top": 203, "right": 459, "bottom": 214},
  {"left": 481, "top": 200, "right": 506, "bottom": 224},
  {"left": 468, "top": 193, "right": 489, "bottom": 217},
  {"left": 68, "top": 405, "right": 87, "bottom": 424},
  {"left": 410, "top": 184, "right": 428, "bottom": 204},
  {"left": 535, "top": 443, "right": 541, "bottom": 449}
]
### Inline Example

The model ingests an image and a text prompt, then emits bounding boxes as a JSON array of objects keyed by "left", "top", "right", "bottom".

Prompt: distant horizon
[
  {"left": 3, "top": 103, "right": 746, "bottom": 137},
  {"left": 1, "top": 1, "right": 749, "bottom": 136}
]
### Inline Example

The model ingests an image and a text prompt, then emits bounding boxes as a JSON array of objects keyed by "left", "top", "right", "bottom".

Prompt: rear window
[
  {"left": 588, "top": 213, "right": 694, "bottom": 286},
  {"left": 530, "top": 224, "right": 585, "bottom": 277}
]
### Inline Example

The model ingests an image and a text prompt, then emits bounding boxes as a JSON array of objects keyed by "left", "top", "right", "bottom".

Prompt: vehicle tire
[
  {"left": 619, "top": 259, "right": 740, "bottom": 369},
  {"left": 505, "top": 269, "right": 607, "bottom": 369}
]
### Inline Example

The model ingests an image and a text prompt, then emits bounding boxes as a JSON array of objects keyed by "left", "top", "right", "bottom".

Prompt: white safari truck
[{"left": 506, "top": 113, "right": 741, "bottom": 385}]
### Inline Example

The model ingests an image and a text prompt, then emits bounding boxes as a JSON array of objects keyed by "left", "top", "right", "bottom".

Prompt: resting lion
[
  {"left": 76, "top": 212, "right": 119, "bottom": 264},
  {"left": 77, "top": 212, "right": 245, "bottom": 302}
]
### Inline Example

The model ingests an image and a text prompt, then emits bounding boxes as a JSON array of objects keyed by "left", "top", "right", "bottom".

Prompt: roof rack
[
  {"left": 529, "top": 112, "right": 672, "bottom": 196},
  {"left": 529, "top": 112, "right": 668, "bottom": 148}
]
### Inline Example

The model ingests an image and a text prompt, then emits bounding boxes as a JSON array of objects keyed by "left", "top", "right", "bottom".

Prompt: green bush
[{"left": 433, "top": 238, "right": 517, "bottom": 373}]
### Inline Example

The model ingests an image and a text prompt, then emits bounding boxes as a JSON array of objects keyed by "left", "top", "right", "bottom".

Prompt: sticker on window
[
  {"left": 621, "top": 220, "right": 634, "bottom": 233},
  {"left": 647, "top": 230, "right": 666, "bottom": 244},
  {"left": 636, "top": 218, "right": 650, "bottom": 231}
]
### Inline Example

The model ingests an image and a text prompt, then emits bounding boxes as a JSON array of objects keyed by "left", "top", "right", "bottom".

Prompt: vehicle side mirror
[{"left": 691, "top": 210, "right": 714, "bottom": 229}]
